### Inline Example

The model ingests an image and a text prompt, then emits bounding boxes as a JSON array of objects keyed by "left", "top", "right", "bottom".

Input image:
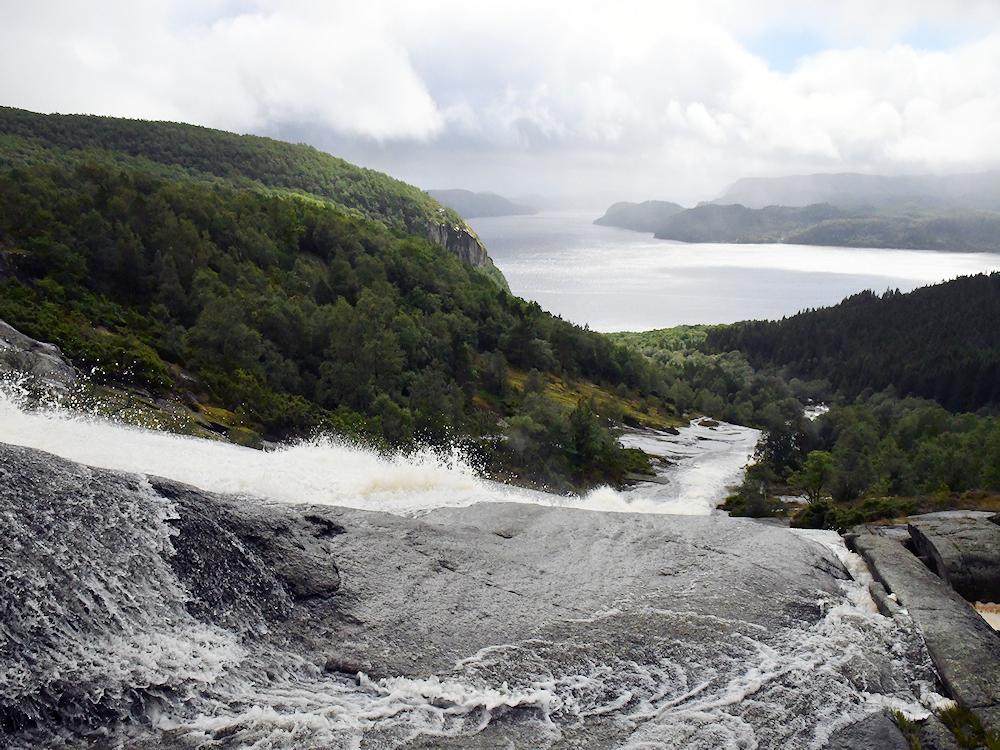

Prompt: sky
[{"left": 3, "top": 0, "right": 1000, "bottom": 206}]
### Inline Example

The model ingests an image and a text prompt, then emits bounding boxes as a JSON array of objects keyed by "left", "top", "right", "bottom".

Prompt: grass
[
  {"left": 939, "top": 705, "right": 1000, "bottom": 750},
  {"left": 892, "top": 710, "right": 923, "bottom": 750},
  {"left": 507, "top": 368, "right": 684, "bottom": 431}
]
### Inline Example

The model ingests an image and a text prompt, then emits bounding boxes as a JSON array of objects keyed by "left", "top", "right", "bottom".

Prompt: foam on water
[
  {"left": 0, "top": 386, "right": 669, "bottom": 516},
  {"left": 621, "top": 420, "right": 760, "bottom": 515},
  {"left": 1, "top": 383, "right": 943, "bottom": 748}
]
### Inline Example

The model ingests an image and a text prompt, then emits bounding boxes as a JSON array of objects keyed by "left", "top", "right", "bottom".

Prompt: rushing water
[
  {"left": 470, "top": 211, "right": 1000, "bottom": 331},
  {"left": 621, "top": 420, "right": 760, "bottom": 515},
  {"left": 0, "top": 385, "right": 754, "bottom": 517},
  {"left": 0, "top": 385, "right": 945, "bottom": 748}
]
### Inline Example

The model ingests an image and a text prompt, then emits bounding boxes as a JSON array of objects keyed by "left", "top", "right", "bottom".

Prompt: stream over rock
[{"left": 0, "top": 426, "right": 943, "bottom": 748}]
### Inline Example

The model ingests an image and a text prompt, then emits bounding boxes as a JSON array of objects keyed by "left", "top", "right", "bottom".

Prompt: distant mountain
[
  {"left": 653, "top": 203, "right": 847, "bottom": 243},
  {"left": 714, "top": 171, "right": 1000, "bottom": 212},
  {"left": 654, "top": 203, "right": 1000, "bottom": 252},
  {"left": 427, "top": 189, "right": 535, "bottom": 218},
  {"left": 593, "top": 200, "right": 685, "bottom": 232},
  {"left": 596, "top": 193, "right": 1000, "bottom": 252}
]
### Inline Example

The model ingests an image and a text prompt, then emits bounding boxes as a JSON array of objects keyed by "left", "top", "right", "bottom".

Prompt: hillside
[
  {"left": 707, "top": 273, "right": 1000, "bottom": 412},
  {"left": 0, "top": 121, "right": 678, "bottom": 491},
  {"left": 595, "top": 195, "right": 1000, "bottom": 252},
  {"left": 427, "top": 189, "right": 535, "bottom": 218},
  {"left": 785, "top": 211, "right": 1000, "bottom": 252},
  {"left": 0, "top": 107, "right": 504, "bottom": 284},
  {"left": 653, "top": 203, "right": 847, "bottom": 243},
  {"left": 593, "top": 200, "right": 685, "bottom": 232},
  {"left": 715, "top": 170, "right": 1000, "bottom": 212}
]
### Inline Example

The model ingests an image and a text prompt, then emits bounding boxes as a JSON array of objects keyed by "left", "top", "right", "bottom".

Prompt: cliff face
[
  {"left": 426, "top": 220, "right": 508, "bottom": 288},
  {"left": 426, "top": 221, "right": 490, "bottom": 266}
]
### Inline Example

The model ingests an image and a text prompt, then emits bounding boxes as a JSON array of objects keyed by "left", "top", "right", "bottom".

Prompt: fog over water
[{"left": 471, "top": 211, "right": 1000, "bottom": 331}]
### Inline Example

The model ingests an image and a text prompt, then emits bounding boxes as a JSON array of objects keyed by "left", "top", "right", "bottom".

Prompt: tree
[{"left": 790, "top": 451, "right": 833, "bottom": 503}]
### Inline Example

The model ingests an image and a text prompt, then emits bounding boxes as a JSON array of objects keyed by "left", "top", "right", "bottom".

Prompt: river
[{"left": 0, "top": 387, "right": 942, "bottom": 749}]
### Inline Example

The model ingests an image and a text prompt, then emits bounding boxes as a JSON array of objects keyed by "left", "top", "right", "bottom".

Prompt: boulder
[
  {"left": 854, "top": 532, "right": 1000, "bottom": 738},
  {"left": 908, "top": 515, "right": 1000, "bottom": 602},
  {"left": 0, "top": 319, "right": 78, "bottom": 391}
]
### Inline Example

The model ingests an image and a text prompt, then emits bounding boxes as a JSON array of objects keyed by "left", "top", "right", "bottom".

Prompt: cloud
[
  {"left": 0, "top": 1, "right": 443, "bottom": 140},
  {"left": 3, "top": 0, "right": 1000, "bottom": 201}
]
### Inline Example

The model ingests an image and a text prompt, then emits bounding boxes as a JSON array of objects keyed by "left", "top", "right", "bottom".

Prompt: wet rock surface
[
  {"left": 2, "top": 442, "right": 939, "bottom": 748},
  {"left": 853, "top": 531, "right": 1000, "bottom": 737},
  {"left": 824, "top": 712, "right": 908, "bottom": 750},
  {"left": 0, "top": 319, "right": 78, "bottom": 391},
  {"left": 908, "top": 515, "right": 1000, "bottom": 602}
]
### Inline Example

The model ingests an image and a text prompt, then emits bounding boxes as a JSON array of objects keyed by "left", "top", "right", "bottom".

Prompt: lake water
[{"left": 469, "top": 211, "right": 1000, "bottom": 331}]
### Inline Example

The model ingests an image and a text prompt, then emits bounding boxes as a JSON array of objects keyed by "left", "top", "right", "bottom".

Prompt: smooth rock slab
[
  {"left": 853, "top": 532, "right": 1000, "bottom": 737},
  {"left": 1, "top": 442, "right": 935, "bottom": 749}
]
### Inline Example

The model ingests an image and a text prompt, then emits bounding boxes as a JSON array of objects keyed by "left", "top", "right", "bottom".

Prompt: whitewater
[
  {"left": 0, "top": 384, "right": 945, "bottom": 749},
  {"left": 0, "top": 384, "right": 755, "bottom": 517}
]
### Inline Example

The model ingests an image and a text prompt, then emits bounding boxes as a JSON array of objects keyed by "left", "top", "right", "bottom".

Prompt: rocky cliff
[
  {"left": 426, "top": 220, "right": 490, "bottom": 266},
  {"left": 427, "top": 219, "right": 508, "bottom": 288}
]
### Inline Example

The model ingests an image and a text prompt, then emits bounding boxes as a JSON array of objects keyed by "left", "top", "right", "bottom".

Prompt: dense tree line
[
  {"left": 0, "top": 160, "right": 664, "bottom": 489},
  {"left": 0, "top": 106, "right": 464, "bottom": 242},
  {"left": 609, "top": 326, "right": 807, "bottom": 432},
  {"left": 707, "top": 274, "right": 1000, "bottom": 412},
  {"left": 726, "top": 391, "right": 1000, "bottom": 529}
]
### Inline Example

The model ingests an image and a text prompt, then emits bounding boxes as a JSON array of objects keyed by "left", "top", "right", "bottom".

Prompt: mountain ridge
[{"left": 0, "top": 106, "right": 504, "bottom": 284}]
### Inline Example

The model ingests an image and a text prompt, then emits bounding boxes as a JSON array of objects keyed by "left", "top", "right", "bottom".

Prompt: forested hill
[
  {"left": 707, "top": 273, "right": 1000, "bottom": 412},
  {"left": 594, "top": 200, "right": 685, "bottom": 233},
  {"left": 0, "top": 134, "right": 676, "bottom": 489},
  {"left": 595, "top": 197, "right": 1000, "bottom": 252},
  {"left": 0, "top": 107, "right": 502, "bottom": 281}
]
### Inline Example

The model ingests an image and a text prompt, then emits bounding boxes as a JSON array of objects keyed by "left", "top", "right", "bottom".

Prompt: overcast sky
[{"left": 4, "top": 0, "right": 1000, "bottom": 205}]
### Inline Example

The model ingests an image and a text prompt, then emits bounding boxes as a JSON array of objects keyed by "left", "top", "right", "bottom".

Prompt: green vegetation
[
  {"left": 0, "top": 153, "right": 679, "bottom": 491},
  {"left": 693, "top": 273, "right": 1000, "bottom": 527},
  {"left": 727, "top": 391, "right": 1000, "bottom": 529},
  {"left": 708, "top": 274, "right": 1000, "bottom": 413},
  {"left": 939, "top": 705, "right": 1000, "bottom": 750},
  {"left": 891, "top": 710, "right": 923, "bottom": 750},
  {"left": 0, "top": 106, "right": 467, "bottom": 239},
  {"left": 608, "top": 325, "right": 806, "bottom": 431},
  {"left": 614, "top": 298, "right": 1000, "bottom": 528}
]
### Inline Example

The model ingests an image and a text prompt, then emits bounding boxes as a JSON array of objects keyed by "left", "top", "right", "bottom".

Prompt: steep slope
[
  {"left": 428, "top": 189, "right": 535, "bottom": 218},
  {"left": 707, "top": 273, "right": 1000, "bottom": 411},
  {"left": 0, "top": 134, "right": 672, "bottom": 488},
  {"left": 593, "top": 200, "right": 685, "bottom": 232},
  {"left": 0, "top": 106, "right": 500, "bottom": 280}
]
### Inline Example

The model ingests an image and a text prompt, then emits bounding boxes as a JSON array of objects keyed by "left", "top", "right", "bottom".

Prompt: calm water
[{"left": 469, "top": 211, "right": 1000, "bottom": 331}]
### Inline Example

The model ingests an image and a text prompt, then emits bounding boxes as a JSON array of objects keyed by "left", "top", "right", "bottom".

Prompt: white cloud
[{"left": 2, "top": 0, "right": 1000, "bottom": 201}]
